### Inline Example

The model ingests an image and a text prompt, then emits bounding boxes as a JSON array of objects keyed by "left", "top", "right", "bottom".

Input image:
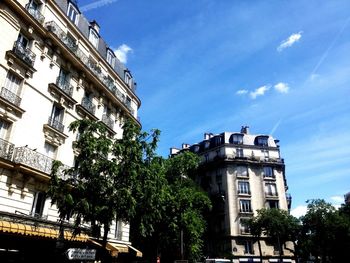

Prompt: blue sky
[{"left": 80, "top": 0, "right": 350, "bottom": 217}]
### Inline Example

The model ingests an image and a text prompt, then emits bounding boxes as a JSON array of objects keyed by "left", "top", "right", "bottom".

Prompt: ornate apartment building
[
  {"left": 171, "top": 126, "right": 293, "bottom": 263},
  {"left": 0, "top": 0, "right": 141, "bottom": 261}
]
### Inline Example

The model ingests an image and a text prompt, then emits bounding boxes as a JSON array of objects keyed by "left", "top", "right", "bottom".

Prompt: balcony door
[
  {"left": 17, "top": 33, "right": 29, "bottom": 49},
  {"left": 4, "top": 71, "right": 21, "bottom": 95}
]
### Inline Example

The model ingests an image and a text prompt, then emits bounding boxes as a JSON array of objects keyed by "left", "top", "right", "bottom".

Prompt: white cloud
[
  {"left": 236, "top": 89, "right": 248, "bottom": 95},
  {"left": 80, "top": 0, "right": 118, "bottom": 12},
  {"left": 277, "top": 32, "right": 302, "bottom": 52},
  {"left": 114, "top": 44, "right": 132, "bottom": 64},
  {"left": 330, "top": 195, "right": 344, "bottom": 204},
  {"left": 291, "top": 205, "right": 307, "bottom": 218},
  {"left": 249, "top": 85, "right": 270, "bottom": 99},
  {"left": 274, "top": 82, "right": 290, "bottom": 93}
]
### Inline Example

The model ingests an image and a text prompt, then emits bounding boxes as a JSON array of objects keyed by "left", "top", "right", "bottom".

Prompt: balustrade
[
  {"left": 56, "top": 76, "right": 73, "bottom": 97},
  {"left": 0, "top": 138, "right": 15, "bottom": 160},
  {"left": 12, "top": 41, "right": 36, "bottom": 67},
  {"left": 25, "top": 4, "right": 45, "bottom": 24},
  {"left": 0, "top": 87, "right": 21, "bottom": 106}
]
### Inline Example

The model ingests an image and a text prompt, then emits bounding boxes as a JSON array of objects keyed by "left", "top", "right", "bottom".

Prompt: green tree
[
  {"left": 48, "top": 118, "right": 160, "bottom": 249},
  {"left": 300, "top": 199, "right": 350, "bottom": 262},
  {"left": 246, "top": 208, "right": 300, "bottom": 262},
  {"left": 130, "top": 151, "right": 212, "bottom": 263}
]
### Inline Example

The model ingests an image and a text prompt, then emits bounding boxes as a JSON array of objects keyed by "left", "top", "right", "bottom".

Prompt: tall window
[
  {"left": 49, "top": 104, "right": 64, "bottom": 132},
  {"left": 115, "top": 220, "right": 123, "bottom": 240},
  {"left": 236, "top": 148, "right": 244, "bottom": 158},
  {"left": 239, "top": 199, "right": 252, "bottom": 213},
  {"left": 263, "top": 166, "right": 274, "bottom": 178},
  {"left": 106, "top": 49, "right": 115, "bottom": 67},
  {"left": 31, "top": 192, "right": 46, "bottom": 218},
  {"left": 67, "top": 3, "right": 79, "bottom": 25},
  {"left": 256, "top": 136, "right": 268, "bottom": 146},
  {"left": 124, "top": 71, "right": 132, "bottom": 86},
  {"left": 4, "top": 71, "right": 21, "bottom": 95},
  {"left": 17, "top": 33, "right": 29, "bottom": 49},
  {"left": 244, "top": 240, "right": 254, "bottom": 254},
  {"left": 267, "top": 200, "right": 279, "bottom": 209},
  {"left": 89, "top": 28, "right": 99, "bottom": 48},
  {"left": 44, "top": 142, "right": 57, "bottom": 159},
  {"left": 238, "top": 181, "right": 250, "bottom": 195},
  {"left": 0, "top": 119, "right": 10, "bottom": 139},
  {"left": 265, "top": 183, "right": 277, "bottom": 196},
  {"left": 236, "top": 166, "right": 248, "bottom": 177},
  {"left": 240, "top": 218, "right": 250, "bottom": 234}
]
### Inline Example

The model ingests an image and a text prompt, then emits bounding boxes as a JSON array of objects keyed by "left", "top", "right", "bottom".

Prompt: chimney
[
  {"left": 240, "top": 126, "right": 249, "bottom": 134},
  {"left": 204, "top": 133, "right": 210, "bottom": 140},
  {"left": 90, "top": 20, "right": 100, "bottom": 34},
  {"left": 169, "top": 147, "right": 180, "bottom": 156}
]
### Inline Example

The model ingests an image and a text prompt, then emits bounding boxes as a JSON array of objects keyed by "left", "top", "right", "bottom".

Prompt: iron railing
[
  {"left": 56, "top": 76, "right": 73, "bottom": 97},
  {"left": 0, "top": 138, "right": 15, "bottom": 160},
  {"left": 81, "top": 97, "right": 96, "bottom": 115},
  {"left": 0, "top": 87, "right": 21, "bottom": 106},
  {"left": 12, "top": 41, "right": 36, "bottom": 67},
  {"left": 48, "top": 116, "right": 65, "bottom": 133},
  {"left": 25, "top": 4, "right": 45, "bottom": 24},
  {"left": 45, "top": 21, "right": 135, "bottom": 115},
  {"left": 13, "top": 147, "right": 70, "bottom": 179},
  {"left": 102, "top": 114, "right": 114, "bottom": 130}
]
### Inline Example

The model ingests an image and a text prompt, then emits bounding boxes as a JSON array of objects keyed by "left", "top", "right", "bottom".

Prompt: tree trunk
[
  {"left": 102, "top": 223, "right": 110, "bottom": 248},
  {"left": 257, "top": 238, "right": 263, "bottom": 263},
  {"left": 277, "top": 236, "right": 283, "bottom": 263}
]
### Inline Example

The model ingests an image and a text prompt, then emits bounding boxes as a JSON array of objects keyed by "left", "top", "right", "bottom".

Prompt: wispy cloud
[
  {"left": 277, "top": 32, "right": 302, "bottom": 52},
  {"left": 114, "top": 44, "right": 132, "bottom": 64},
  {"left": 330, "top": 195, "right": 345, "bottom": 204},
  {"left": 236, "top": 89, "right": 248, "bottom": 95},
  {"left": 270, "top": 119, "right": 282, "bottom": 135},
  {"left": 250, "top": 85, "right": 270, "bottom": 99},
  {"left": 274, "top": 82, "right": 290, "bottom": 93},
  {"left": 80, "top": 0, "right": 118, "bottom": 12}
]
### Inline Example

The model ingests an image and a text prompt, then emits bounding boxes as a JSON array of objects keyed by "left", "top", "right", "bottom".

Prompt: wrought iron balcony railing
[
  {"left": 45, "top": 21, "right": 135, "bottom": 115},
  {"left": 81, "top": 97, "right": 96, "bottom": 115},
  {"left": 48, "top": 116, "right": 65, "bottom": 133},
  {"left": 56, "top": 76, "right": 73, "bottom": 97},
  {"left": 0, "top": 138, "right": 14, "bottom": 160},
  {"left": 13, "top": 147, "right": 70, "bottom": 179},
  {"left": 25, "top": 4, "right": 45, "bottom": 24},
  {"left": 12, "top": 41, "right": 36, "bottom": 67},
  {"left": 102, "top": 114, "right": 114, "bottom": 130},
  {"left": 45, "top": 21, "right": 78, "bottom": 52},
  {"left": 0, "top": 87, "right": 21, "bottom": 106}
]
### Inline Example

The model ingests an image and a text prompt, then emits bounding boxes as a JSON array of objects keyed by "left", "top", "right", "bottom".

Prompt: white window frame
[
  {"left": 265, "top": 183, "right": 277, "bottom": 196},
  {"left": 44, "top": 142, "right": 57, "bottom": 159},
  {"left": 67, "top": 3, "right": 79, "bottom": 25},
  {"left": 238, "top": 181, "right": 250, "bottom": 195},
  {"left": 263, "top": 166, "right": 274, "bottom": 178},
  {"left": 0, "top": 119, "right": 10, "bottom": 139},
  {"left": 239, "top": 199, "right": 252, "bottom": 213},
  {"left": 4, "top": 71, "right": 22, "bottom": 95},
  {"left": 89, "top": 28, "right": 99, "bottom": 49},
  {"left": 106, "top": 49, "right": 115, "bottom": 67},
  {"left": 31, "top": 191, "right": 46, "bottom": 218},
  {"left": 236, "top": 148, "right": 244, "bottom": 158}
]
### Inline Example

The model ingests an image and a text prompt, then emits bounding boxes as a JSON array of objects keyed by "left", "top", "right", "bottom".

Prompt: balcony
[
  {"left": 102, "top": 114, "right": 114, "bottom": 130},
  {"left": 13, "top": 147, "right": 70, "bottom": 179},
  {"left": 25, "top": 4, "right": 45, "bottom": 24},
  {"left": 11, "top": 41, "right": 36, "bottom": 67},
  {"left": 0, "top": 87, "right": 21, "bottom": 107},
  {"left": 45, "top": 21, "right": 135, "bottom": 116},
  {"left": 81, "top": 97, "right": 96, "bottom": 115},
  {"left": 48, "top": 116, "right": 65, "bottom": 133},
  {"left": 55, "top": 76, "right": 73, "bottom": 97},
  {"left": 0, "top": 138, "right": 14, "bottom": 161}
]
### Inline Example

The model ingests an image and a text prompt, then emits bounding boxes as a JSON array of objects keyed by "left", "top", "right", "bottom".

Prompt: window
[
  {"left": 240, "top": 218, "right": 250, "bottom": 234},
  {"left": 31, "top": 192, "right": 46, "bottom": 218},
  {"left": 244, "top": 240, "right": 254, "bottom": 254},
  {"left": 263, "top": 166, "right": 274, "bottom": 178},
  {"left": 17, "top": 33, "right": 29, "bottom": 49},
  {"left": 124, "top": 71, "right": 132, "bottom": 86},
  {"left": 267, "top": 200, "right": 279, "bottom": 209},
  {"left": 239, "top": 199, "right": 252, "bottom": 213},
  {"left": 4, "top": 71, "right": 21, "bottom": 95},
  {"left": 256, "top": 136, "right": 268, "bottom": 146},
  {"left": 0, "top": 119, "right": 10, "bottom": 139},
  {"left": 89, "top": 28, "right": 99, "bottom": 48},
  {"left": 238, "top": 181, "right": 250, "bottom": 195},
  {"left": 210, "top": 136, "right": 222, "bottom": 147},
  {"left": 67, "top": 3, "right": 79, "bottom": 25},
  {"left": 236, "top": 166, "right": 248, "bottom": 177},
  {"left": 49, "top": 104, "right": 64, "bottom": 132},
  {"left": 115, "top": 220, "right": 123, "bottom": 240},
  {"left": 261, "top": 149, "right": 269, "bottom": 160},
  {"left": 28, "top": 0, "right": 39, "bottom": 10},
  {"left": 58, "top": 68, "right": 69, "bottom": 86},
  {"left": 106, "top": 49, "right": 115, "bottom": 67},
  {"left": 236, "top": 148, "right": 244, "bottom": 158},
  {"left": 44, "top": 142, "right": 57, "bottom": 159},
  {"left": 265, "top": 183, "right": 277, "bottom": 196},
  {"left": 230, "top": 133, "right": 243, "bottom": 144}
]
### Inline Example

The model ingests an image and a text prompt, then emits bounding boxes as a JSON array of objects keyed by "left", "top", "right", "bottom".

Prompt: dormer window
[
  {"left": 106, "top": 49, "right": 115, "bottom": 67},
  {"left": 89, "top": 28, "right": 99, "bottom": 49},
  {"left": 255, "top": 136, "right": 269, "bottom": 147},
  {"left": 124, "top": 71, "right": 132, "bottom": 86},
  {"left": 67, "top": 3, "right": 79, "bottom": 25},
  {"left": 230, "top": 133, "right": 243, "bottom": 145}
]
